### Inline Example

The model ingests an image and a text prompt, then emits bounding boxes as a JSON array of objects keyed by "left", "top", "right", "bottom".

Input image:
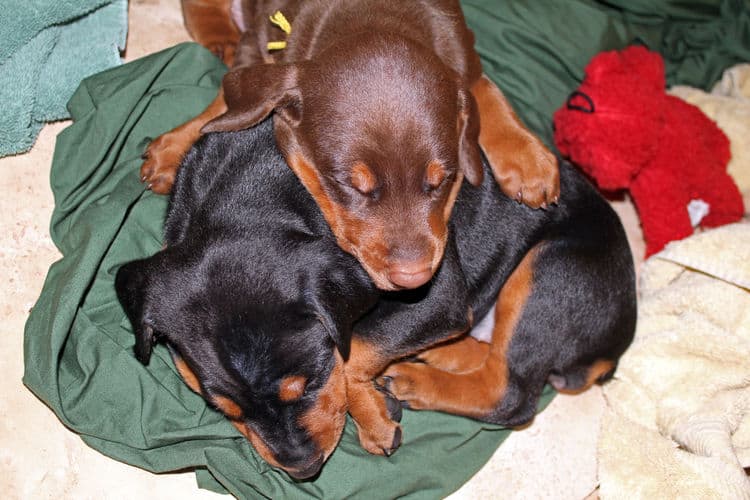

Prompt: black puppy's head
[{"left": 115, "top": 245, "right": 375, "bottom": 479}]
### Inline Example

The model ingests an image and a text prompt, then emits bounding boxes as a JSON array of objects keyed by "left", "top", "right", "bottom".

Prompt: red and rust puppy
[
  {"left": 141, "top": 0, "right": 559, "bottom": 291},
  {"left": 119, "top": 118, "right": 635, "bottom": 469}
]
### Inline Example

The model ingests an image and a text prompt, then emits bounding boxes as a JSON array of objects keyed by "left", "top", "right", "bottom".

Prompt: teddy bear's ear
[
  {"left": 619, "top": 46, "right": 665, "bottom": 91},
  {"left": 585, "top": 51, "right": 624, "bottom": 84},
  {"left": 584, "top": 46, "right": 665, "bottom": 92}
]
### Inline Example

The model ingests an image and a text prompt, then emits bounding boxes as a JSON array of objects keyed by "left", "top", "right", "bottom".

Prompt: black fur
[
  {"left": 116, "top": 118, "right": 635, "bottom": 474},
  {"left": 116, "top": 120, "right": 378, "bottom": 476}
]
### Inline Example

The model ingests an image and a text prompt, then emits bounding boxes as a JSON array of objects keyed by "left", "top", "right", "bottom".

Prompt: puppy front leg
[
  {"left": 472, "top": 75, "right": 559, "bottom": 208},
  {"left": 140, "top": 89, "right": 227, "bottom": 194},
  {"left": 345, "top": 338, "right": 403, "bottom": 456}
]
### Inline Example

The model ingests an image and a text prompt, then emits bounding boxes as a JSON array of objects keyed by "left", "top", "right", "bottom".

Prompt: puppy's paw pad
[
  {"left": 375, "top": 380, "right": 403, "bottom": 423},
  {"left": 380, "top": 364, "right": 424, "bottom": 404},
  {"left": 357, "top": 423, "right": 403, "bottom": 457},
  {"left": 139, "top": 134, "right": 185, "bottom": 194}
]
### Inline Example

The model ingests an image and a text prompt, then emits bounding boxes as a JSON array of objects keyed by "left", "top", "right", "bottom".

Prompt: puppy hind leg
[
  {"left": 385, "top": 247, "right": 540, "bottom": 422},
  {"left": 416, "top": 334, "right": 490, "bottom": 374}
]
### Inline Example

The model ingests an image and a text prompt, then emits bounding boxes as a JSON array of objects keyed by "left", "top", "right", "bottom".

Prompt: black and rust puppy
[
  {"left": 116, "top": 118, "right": 636, "bottom": 477},
  {"left": 116, "top": 119, "right": 470, "bottom": 478}
]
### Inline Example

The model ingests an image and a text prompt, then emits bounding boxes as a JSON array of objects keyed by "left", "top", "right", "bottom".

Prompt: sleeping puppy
[
  {"left": 140, "top": 0, "right": 559, "bottom": 292},
  {"left": 117, "top": 120, "right": 379, "bottom": 479},
  {"left": 118, "top": 119, "right": 635, "bottom": 477}
]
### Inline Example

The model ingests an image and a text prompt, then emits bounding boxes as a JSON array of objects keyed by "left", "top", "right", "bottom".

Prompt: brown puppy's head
[
  {"left": 115, "top": 248, "right": 374, "bottom": 479},
  {"left": 204, "top": 34, "right": 484, "bottom": 291}
]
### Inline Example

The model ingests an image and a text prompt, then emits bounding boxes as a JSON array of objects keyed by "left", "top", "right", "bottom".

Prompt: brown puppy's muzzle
[
  {"left": 382, "top": 217, "right": 447, "bottom": 289},
  {"left": 385, "top": 239, "right": 438, "bottom": 289},
  {"left": 387, "top": 258, "right": 434, "bottom": 289}
]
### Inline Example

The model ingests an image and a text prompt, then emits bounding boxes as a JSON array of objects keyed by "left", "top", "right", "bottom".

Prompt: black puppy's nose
[{"left": 288, "top": 454, "right": 324, "bottom": 480}]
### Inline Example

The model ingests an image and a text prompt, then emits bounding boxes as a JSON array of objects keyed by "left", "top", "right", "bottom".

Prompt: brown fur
[
  {"left": 383, "top": 245, "right": 539, "bottom": 418},
  {"left": 299, "top": 355, "right": 348, "bottom": 460},
  {"left": 172, "top": 352, "right": 203, "bottom": 395},
  {"left": 344, "top": 338, "right": 402, "bottom": 456},
  {"left": 181, "top": 0, "right": 241, "bottom": 65},
  {"left": 140, "top": 0, "right": 559, "bottom": 290},
  {"left": 213, "top": 395, "right": 244, "bottom": 420}
]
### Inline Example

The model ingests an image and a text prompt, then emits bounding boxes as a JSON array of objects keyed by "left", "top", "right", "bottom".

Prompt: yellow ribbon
[{"left": 267, "top": 11, "right": 291, "bottom": 51}]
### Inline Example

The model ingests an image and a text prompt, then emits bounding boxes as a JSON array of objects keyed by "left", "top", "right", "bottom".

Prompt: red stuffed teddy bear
[{"left": 553, "top": 45, "right": 744, "bottom": 256}]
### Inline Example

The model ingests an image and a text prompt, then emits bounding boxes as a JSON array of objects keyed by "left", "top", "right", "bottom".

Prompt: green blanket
[
  {"left": 0, "top": 0, "right": 127, "bottom": 157},
  {"left": 22, "top": 43, "right": 554, "bottom": 498}
]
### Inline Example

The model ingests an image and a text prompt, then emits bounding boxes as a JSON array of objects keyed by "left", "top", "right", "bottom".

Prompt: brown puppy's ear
[
  {"left": 457, "top": 87, "right": 484, "bottom": 186},
  {"left": 202, "top": 63, "right": 302, "bottom": 133}
]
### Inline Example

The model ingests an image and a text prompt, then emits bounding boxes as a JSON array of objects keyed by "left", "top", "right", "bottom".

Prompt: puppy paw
[
  {"left": 494, "top": 147, "right": 560, "bottom": 209},
  {"left": 140, "top": 133, "right": 188, "bottom": 194},
  {"left": 355, "top": 418, "right": 402, "bottom": 457},
  {"left": 380, "top": 363, "right": 432, "bottom": 410},
  {"left": 375, "top": 383, "right": 403, "bottom": 422},
  {"left": 348, "top": 380, "right": 403, "bottom": 456}
]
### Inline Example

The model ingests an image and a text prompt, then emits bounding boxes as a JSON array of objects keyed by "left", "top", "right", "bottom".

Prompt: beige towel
[{"left": 598, "top": 222, "right": 750, "bottom": 499}]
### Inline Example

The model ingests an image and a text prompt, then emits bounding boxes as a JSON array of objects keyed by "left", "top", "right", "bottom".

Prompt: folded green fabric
[
  {"left": 0, "top": 0, "right": 127, "bottom": 157},
  {"left": 23, "top": 43, "right": 553, "bottom": 498},
  {"left": 462, "top": 0, "right": 750, "bottom": 147}
]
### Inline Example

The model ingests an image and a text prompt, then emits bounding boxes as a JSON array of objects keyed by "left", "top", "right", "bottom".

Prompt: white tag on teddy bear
[{"left": 687, "top": 199, "right": 710, "bottom": 227}]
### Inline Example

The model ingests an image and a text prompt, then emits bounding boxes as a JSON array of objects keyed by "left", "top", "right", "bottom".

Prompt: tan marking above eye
[
  {"left": 173, "top": 354, "right": 203, "bottom": 395},
  {"left": 279, "top": 375, "right": 307, "bottom": 402},
  {"left": 426, "top": 160, "right": 447, "bottom": 189},
  {"left": 350, "top": 162, "right": 377, "bottom": 195},
  {"left": 214, "top": 395, "right": 244, "bottom": 420}
]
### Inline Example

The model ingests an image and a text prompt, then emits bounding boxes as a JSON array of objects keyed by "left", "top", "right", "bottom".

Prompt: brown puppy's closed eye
[
  {"left": 203, "top": 37, "right": 484, "bottom": 290},
  {"left": 144, "top": 0, "right": 558, "bottom": 290}
]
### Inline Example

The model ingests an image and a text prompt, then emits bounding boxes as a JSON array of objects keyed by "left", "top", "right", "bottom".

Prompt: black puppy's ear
[
  {"left": 307, "top": 269, "right": 378, "bottom": 361},
  {"left": 201, "top": 63, "right": 302, "bottom": 133},
  {"left": 115, "top": 258, "right": 159, "bottom": 365},
  {"left": 315, "top": 308, "right": 352, "bottom": 361},
  {"left": 457, "top": 86, "right": 484, "bottom": 187}
]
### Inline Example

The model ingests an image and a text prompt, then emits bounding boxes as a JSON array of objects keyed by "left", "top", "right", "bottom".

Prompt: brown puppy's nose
[{"left": 388, "top": 260, "right": 433, "bottom": 289}]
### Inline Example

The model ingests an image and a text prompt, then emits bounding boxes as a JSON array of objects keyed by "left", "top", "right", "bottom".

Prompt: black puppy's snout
[{"left": 287, "top": 454, "right": 324, "bottom": 480}]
